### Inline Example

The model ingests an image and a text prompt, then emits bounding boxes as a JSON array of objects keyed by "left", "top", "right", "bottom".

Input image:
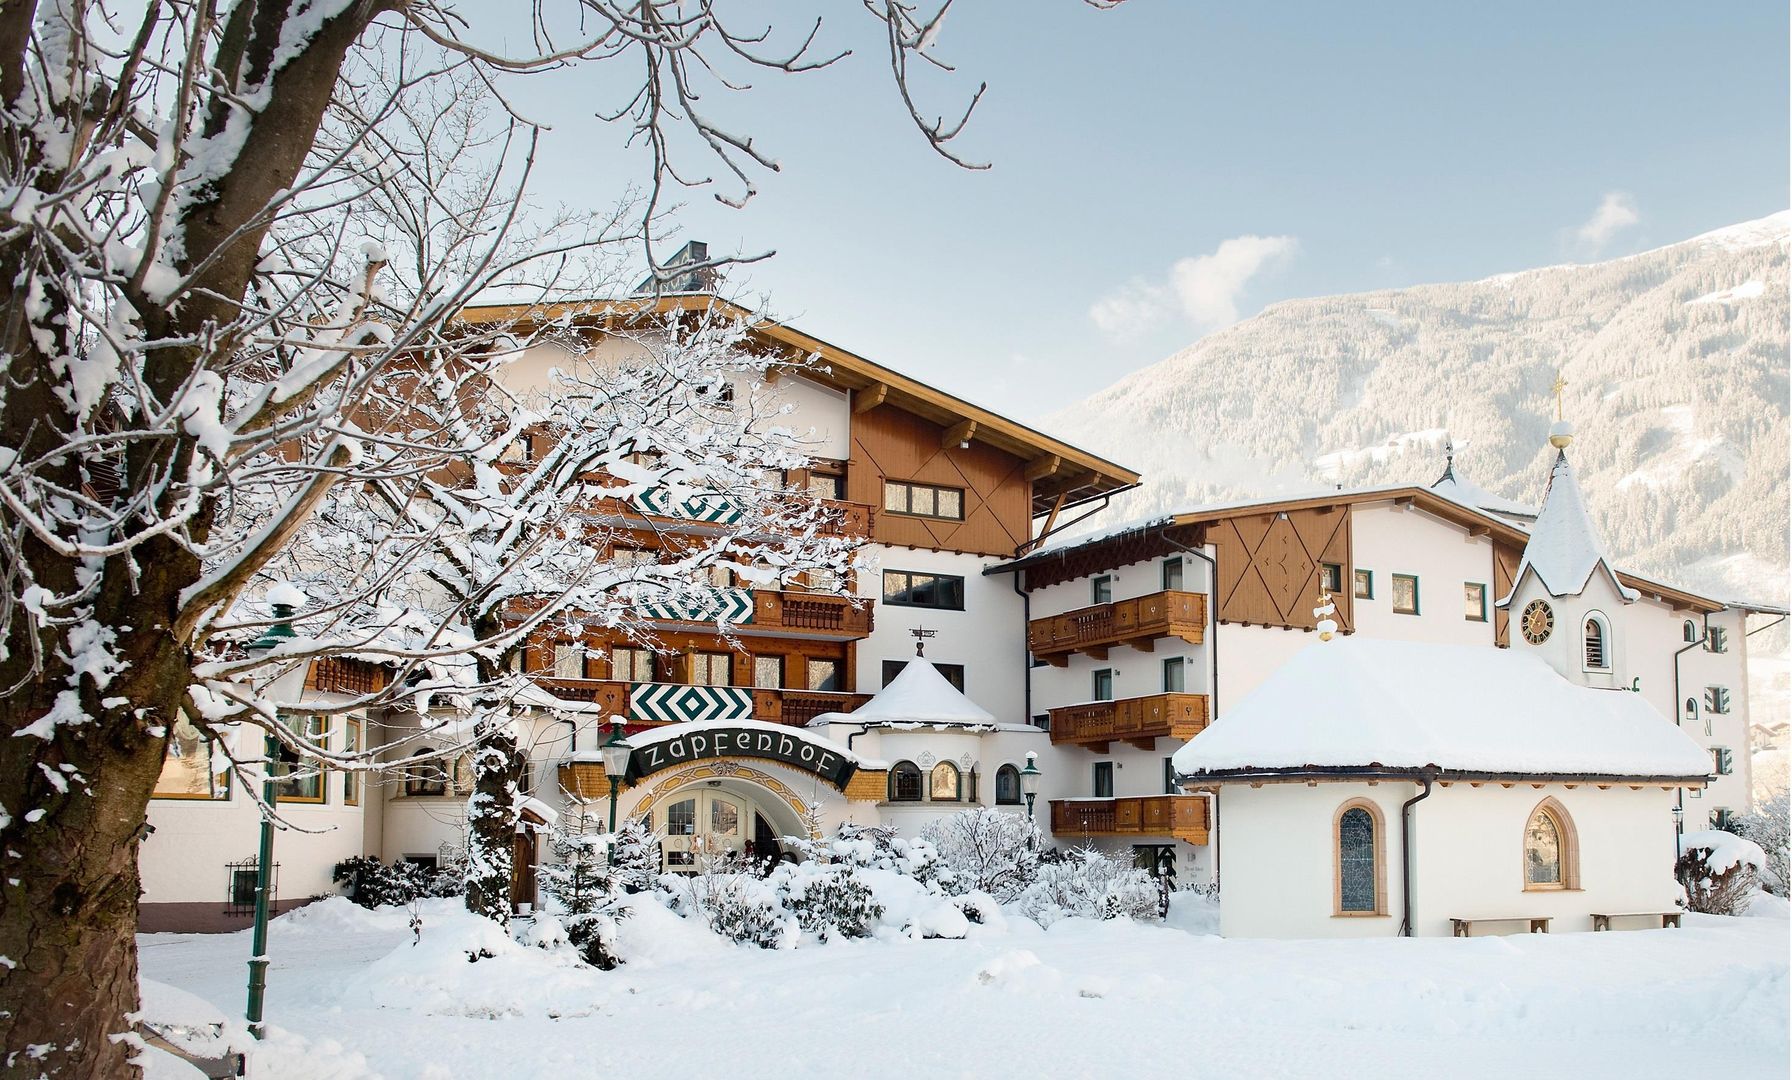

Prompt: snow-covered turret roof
[
  {"left": 1173, "top": 638, "right": 1711, "bottom": 781},
  {"left": 1499, "top": 447, "right": 1637, "bottom": 605},
  {"left": 809, "top": 659, "right": 996, "bottom": 729},
  {"left": 1430, "top": 449, "right": 1536, "bottom": 521}
]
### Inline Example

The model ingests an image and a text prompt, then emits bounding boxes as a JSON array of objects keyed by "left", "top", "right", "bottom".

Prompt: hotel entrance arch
[{"left": 632, "top": 764, "right": 817, "bottom": 874}]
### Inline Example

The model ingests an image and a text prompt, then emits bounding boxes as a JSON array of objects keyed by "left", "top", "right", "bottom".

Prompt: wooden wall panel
[
  {"left": 1492, "top": 541, "right": 1522, "bottom": 647},
  {"left": 848, "top": 404, "right": 1033, "bottom": 557},
  {"left": 1208, "top": 507, "right": 1353, "bottom": 632}
]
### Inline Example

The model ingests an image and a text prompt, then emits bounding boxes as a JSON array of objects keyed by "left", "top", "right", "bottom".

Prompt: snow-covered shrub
[
  {"left": 1677, "top": 830, "right": 1766, "bottom": 915},
  {"left": 608, "top": 818, "right": 664, "bottom": 894},
  {"left": 663, "top": 854, "right": 793, "bottom": 949},
  {"left": 333, "top": 857, "right": 463, "bottom": 908},
  {"left": 538, "top": 821, "right": 629, "bottom": 969},
  {"left": 920, "top": 808, "right": 1042, "bottom": 902},
  {"left": 798, "top": 822, "right": 945, "bottom": 885},
  {"left": 1017, "top": 847, "right": 1163, "bottom": 927},
  {"left": 1733, "top": 791, "right": 1790, "bottom": 897},
  {"left": 772, "top": 862, "right": 884, "bottom": 941}
]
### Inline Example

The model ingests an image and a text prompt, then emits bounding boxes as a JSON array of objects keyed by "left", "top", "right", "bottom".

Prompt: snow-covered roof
[
  {"left": 1429, "top": 459, "right": 1536, "bottom": 520},
  {"left": 1500, "top": 448, "right": 1638, "bottom": 605},
  {"left": 1173, "top": 637, "right": 1712, "bottom": 780},
  {"left": 808, "top": 659, "right": 997, "bottom": 729}
]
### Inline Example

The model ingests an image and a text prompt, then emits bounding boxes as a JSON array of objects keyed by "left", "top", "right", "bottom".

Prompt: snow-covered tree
[
  {"left": 0, "top": 1, "right": 1106, "bottom": 1070},
  {"left": 921, "top": 807, "right": 1044, "bottom": 902}
]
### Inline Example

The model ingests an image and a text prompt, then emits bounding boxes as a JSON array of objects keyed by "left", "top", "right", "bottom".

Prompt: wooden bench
[
  {"left": 1450, "top": 916, "right": 1550, "bottom": 937},
  {"left": 1591, "top": 911, "right": 1682, "bottom": 932}
]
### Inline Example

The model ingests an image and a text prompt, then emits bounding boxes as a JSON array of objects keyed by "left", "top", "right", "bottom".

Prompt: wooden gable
[
  {"left": 848, "top": 403, "right": 1033, "bottom": 558},
  {"left": 1208, "top": 506, "right": 1354, "bottom": 632}
]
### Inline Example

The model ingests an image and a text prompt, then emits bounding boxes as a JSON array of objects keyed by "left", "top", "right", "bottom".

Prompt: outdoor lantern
[
  {"left": 1019, "top": 751, "right": 1042, "bottom": 818},
  {"left": 600, "top": 717, "right": 634, "bottom": 833}
]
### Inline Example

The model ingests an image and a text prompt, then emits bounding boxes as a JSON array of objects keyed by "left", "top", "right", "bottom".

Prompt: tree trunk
[{"left": 463, "top": 719, "right": 526, "bottom": 928}]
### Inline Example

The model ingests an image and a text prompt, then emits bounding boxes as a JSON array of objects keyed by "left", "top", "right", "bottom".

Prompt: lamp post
[
  {"left": 600, "top": 717, "right": 633, "bottom": 835},
  {"left": 1019, "top": 751, "right": 1042, "bottom": 827},
  {"left": 242, "top": 585, "right": 307, "bottom": 1039}
]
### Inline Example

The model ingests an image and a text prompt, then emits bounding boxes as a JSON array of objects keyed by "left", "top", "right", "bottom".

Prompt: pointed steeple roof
[
  {"left": 807, "top": 659, "right": 996, "bottom": 728},
  {"left": 1500, "top": 443, "right": 1636, "bottom": 605},
  {"left": 1428, "top": 437, "right": 1537, "bottom": 521}
]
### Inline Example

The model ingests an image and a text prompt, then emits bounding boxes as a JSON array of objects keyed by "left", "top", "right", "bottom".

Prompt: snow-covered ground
[{"left": 137, "top": 895, "right": 1789, "bottom": 1080}]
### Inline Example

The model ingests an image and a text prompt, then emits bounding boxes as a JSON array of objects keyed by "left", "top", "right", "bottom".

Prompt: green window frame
[
  {"left": 1464, "top": 582, "right": 1488, "bottom": 622},
  {"left": 1353, "top": 569, "right": 1373, "bottom": 600},
  {"left": 1391, "top": 574, "right": 1420, "bottom": 616}
]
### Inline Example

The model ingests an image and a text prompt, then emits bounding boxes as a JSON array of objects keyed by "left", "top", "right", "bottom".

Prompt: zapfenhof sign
[{"left": 625, "top": 726, "right": 858, "bottom": 789}]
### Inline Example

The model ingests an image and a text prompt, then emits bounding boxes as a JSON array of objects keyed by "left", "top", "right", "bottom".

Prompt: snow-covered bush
[
  {"left": 772, "top": 862, "right": 884, "bottom": 941},
  {"left": 609, "top": 818, "right": 665, "bottom": 894},
  {"left": 1733, "top": 791, "right": 1790, "bottom": 897},
  {"left": 921, "top": 808, "right": 1043, "bottom": 902},
  {"left": 663, "top": 855, "right": 794, "bottom": 949},
  {"left": 537, "top": 818, "right": 631, "bottom": 969},
  {"left": 793, "top": 822, "right": 945, "bottom": 885},
  {"left": 334, "top": 857, "right": 463, "bottom": 908},
  {"left": 1017, "top": 848, "right": 1163, "bottom": 927},
  {"left": 1677, "top": 830, "right": 1766, "bottom": 915}
]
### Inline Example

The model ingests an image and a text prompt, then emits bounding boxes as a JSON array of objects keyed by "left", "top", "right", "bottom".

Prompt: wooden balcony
[
  {"left": 1049, "top": 692, "right": 1210, "bottom": 751},
  {"left": 1050, "top": 795, "right": 1210, "bottom": 845},
  {"left": 753, "top": 591, "right": 873, "bottom": 637},
  {"left": 1028, "top": 590, "right": 1206, "bottom": 666},
  {"left": 528, "top": 678, "right": 867, "bottom": 728}
]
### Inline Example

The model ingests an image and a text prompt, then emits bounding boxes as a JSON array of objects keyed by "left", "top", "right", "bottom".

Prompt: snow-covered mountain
[{"left": 1043, "top": 213, "right": 1790, "bottom": 609}]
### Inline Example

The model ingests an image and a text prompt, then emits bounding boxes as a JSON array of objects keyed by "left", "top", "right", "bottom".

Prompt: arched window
[
  {"left": 1523, "top": 797, "right": 1580, "bottom": 890},
  {"left": 1333, "top": 799, "right": 1386, "bottom": 916},
  {"left": 1683, "top": 619, "right": 1700, "bottom": 643},
  {"left": 994, "top": 764, "right": 1022, "bottom": 805},
  {"left": 930, "top": 761, "right": 961, "bottom": 801},
  {"left": 1582, "top": 613, "right": 1610, "bottom": 671},
  {"left": 888, "top": 761, "right": 923, "bottom": 802}
]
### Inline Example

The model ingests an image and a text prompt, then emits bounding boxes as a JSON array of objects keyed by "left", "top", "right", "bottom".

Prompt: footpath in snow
[{"left": 135, "top": 894, "right": 1790, "bottom": 1080}]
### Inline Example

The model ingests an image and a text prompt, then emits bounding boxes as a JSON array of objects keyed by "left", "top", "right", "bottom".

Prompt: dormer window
[{"left": 1582, "top": 614, "right": 1610, "bottom": 671}]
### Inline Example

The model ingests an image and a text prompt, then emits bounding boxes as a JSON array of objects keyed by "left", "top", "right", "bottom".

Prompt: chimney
[{"left": 634, "top": 240, "right": 719, "bottom": 295}]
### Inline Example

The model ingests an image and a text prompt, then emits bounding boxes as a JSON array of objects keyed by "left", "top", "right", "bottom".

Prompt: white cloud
[
  {"left": 1574, "top": 192, "right": 1640, "bottom": 251},
  {"left": 1089, "top": 234, "right": 1298, "bottom": 341}
]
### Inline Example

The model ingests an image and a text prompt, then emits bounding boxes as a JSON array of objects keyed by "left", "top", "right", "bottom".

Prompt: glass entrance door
[{"left": 657, "top": 790, "right": 755, "bottom": 872}]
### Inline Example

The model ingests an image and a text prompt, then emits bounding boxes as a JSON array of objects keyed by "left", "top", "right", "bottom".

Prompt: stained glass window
[
  {"left": 930, "top": 761, "right": 960, "bottom": 801},
  {"left": 1339, "top": 807, "right": 1376, "bottom": 912},
  {"left": 1525, "top": 808, "right": 1562, "bottom": 885}
]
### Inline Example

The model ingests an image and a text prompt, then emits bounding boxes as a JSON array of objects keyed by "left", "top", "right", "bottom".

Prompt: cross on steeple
[
  {"left": 909, "top": 626, "right": 938, "bottom": 657},
  {"left": 1552, "top": 372, "right": 1568, "bottom": 421}
]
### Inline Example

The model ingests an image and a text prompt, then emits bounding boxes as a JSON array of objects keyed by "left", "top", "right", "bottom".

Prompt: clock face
[{"left": 1521, "top": 599, "right": 1554, "bottom": 645}]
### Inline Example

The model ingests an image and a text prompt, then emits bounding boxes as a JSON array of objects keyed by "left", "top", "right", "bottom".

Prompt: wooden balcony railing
[
  {"left": 1049, "top": 692, "right": 1210, "bottom": 750},
  {"left": 1028, "top": 590, "right": 1206, "bottom": 666},
  {"left": 753, "top": 591, "right": 873, "bottom": 637},
  {"left": 1049, "top": 795, "right": 1210, "bottom": 844},
  {"left": 528, "top": 678, "right": 867, "bottom": 728}
]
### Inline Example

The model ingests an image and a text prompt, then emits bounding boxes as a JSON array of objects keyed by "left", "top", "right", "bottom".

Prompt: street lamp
[
  {"left": 599, "top": 717, "right": 633, "bottom": 834},
  {"left": 242, "top": 583, "right": 308, "bottom": 1040},
  {"left": 1019, "top": 751, "right": 1042, "bottom": 823}
]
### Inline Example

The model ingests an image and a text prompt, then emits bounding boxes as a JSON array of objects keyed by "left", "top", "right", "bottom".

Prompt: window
[
  {"left": 1391, "top": 574, "right": 1419, "bottom": 615},
  {"left": 1031, "top": 713, "right": 1051, "bottom": 732},
  {"left": 610, "top": 546, "right": 657, "bottom": 568},
  {"left": 1712, "top": 747, "right": 1733, "bottom": 776},
  {"left": 404, "top": 761, "right": 449, "bottom": 797},
  {"left": 1683, "top": 697, "right": 1699, "bottom": 723},
  {"left": 807, "top": 658, "right": 842, "bottom": 692},
  {"left": 883, "top": 659, "right": 965, "bottom": 691},
  {"left": 1163, "top": 757, "right": 1180, "bottom": 795},
  {"left": 930, "top": 761, "right": 961, "bottom": 801},
  {"left": 888, "top": 762, "right": 923, "bottom": 802},
  {"left": 553, "top": 643, "right": 585, "bottom": 680},
  {"left": 1582, "top": 614, "right": 1610, "bottom": 670},
  {"left": 1712, "top": 808, "right": 1735, "bottom": 831},
  {"left": 612, "top": 646, "right": 656, "bottom": 682},
  {"left": 753, "top": 655, "right": 784, "bottom": 689},
  {"left": 807, "top": 471, "right": 846, "bottom": 502},
  {"left": 1705, "top": 686, "right": 1731, "bottom": 715},
  {"left": 1683, "top": 619, "right": 1700, "bottom": 643},
  {"left": 1464, "top": 583, "right": 1487, "bottom": 622},
  {"left": 1092, "top": 668, "right": 1115, "bottom": 702},
  {"left": 883, "top": 480, "right": 964, "bottom": 520},
  {"left": 1353, "top": 569, "right": 1373, "bottom": 600},
  {"left": 1162, "top": 558, "right": 1184, "bottom": 591},
  {"left": 273, "top": 716, "right": 327, "bottom": 804},
  {"left": 995, "top": 765, "right": 1023, "bottom": 805},
  {"left": 1092, "top": 575, "right": 1114, "bottom": 604},
  {"left": 1092, "top": 762, "right": 1114, "bottom": 798},
  {"left": 1320, "top": 563, "right": 1343, "bottom": 594},
  {"left": 700, "top": 564, "right": 732, "bottom": 588},
  {"left": 1707, "top": 626, "right": 1728, "bottom": 653},
  {"left": 154, "top": 713, "right": 229, "bottom": 800},
  {"left": 342, "top": 718, "right": 362, "bottom": 806},
  {"left": 1336, "top": 802, "right": 1383, "bottom": 915},
  {"left": 1522, "top": 798, "right": 1580, "bottom": 890},
  {"left": 881, "top": 570, "right": 965, "bottom": 610},
  {"left": 665, "top": 797, "right": 697, "bottom": 836},
  {"left": 690, "top": 652, "right": 732, "bottom": 686},
  {"left": 1162, "top": 657, "right": 1186, "bottom": 693}
]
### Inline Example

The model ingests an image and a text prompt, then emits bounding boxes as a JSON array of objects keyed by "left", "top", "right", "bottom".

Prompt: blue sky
[{"left": 476, "top": 1, "right": 1788, "bottom": 422}]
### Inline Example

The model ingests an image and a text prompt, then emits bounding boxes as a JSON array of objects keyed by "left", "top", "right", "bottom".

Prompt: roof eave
[{"left": 1176, "top": 765, "right": 1711, "bottom": 786}]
